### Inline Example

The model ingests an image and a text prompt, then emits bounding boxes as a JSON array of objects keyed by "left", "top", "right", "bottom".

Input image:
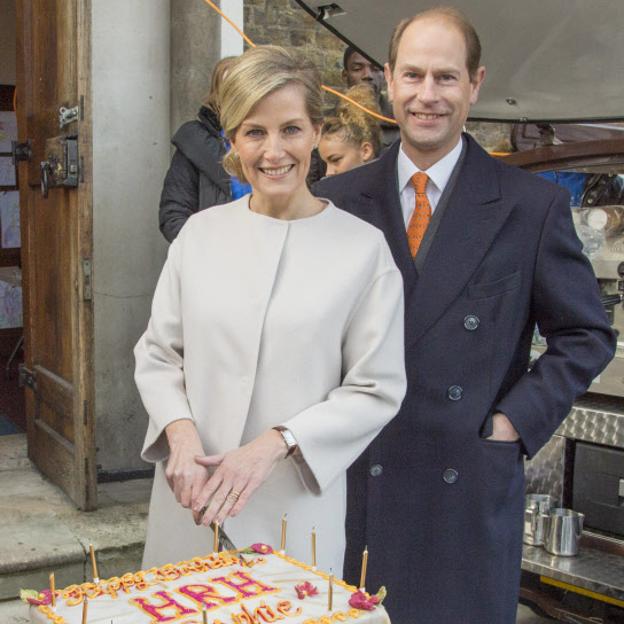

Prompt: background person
[
  {"left": 158, "top": 56, "right": 250, "bottom": 243},
  {"left": 342, "top": 46, "right": 399, "bottom": 148},
  {"left": 314, "top": 8, "right": 615, "bottom": 623},
  {"left": 319, "top": 84, "right": 382, "bottom": 176},
  {"left": 135, "top": 45, "right": 406, "bottom": 574}
]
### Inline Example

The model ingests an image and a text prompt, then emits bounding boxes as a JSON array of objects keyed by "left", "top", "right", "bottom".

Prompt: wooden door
[{"left": 15, "top": 0, "right": 96, "bottom": 509}]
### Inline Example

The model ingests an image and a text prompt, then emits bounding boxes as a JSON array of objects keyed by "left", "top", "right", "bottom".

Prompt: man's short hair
[
  {"left": 388, "top": 6, "right": 482, "bottom": 80},
  {"left": 343, "top": 46, "right": 358, "bottom": 70}
]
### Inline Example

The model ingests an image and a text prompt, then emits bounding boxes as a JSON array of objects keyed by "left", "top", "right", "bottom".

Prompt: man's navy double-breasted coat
[{"left": 314, "top": 135, "right": 615, "bottom": 623}]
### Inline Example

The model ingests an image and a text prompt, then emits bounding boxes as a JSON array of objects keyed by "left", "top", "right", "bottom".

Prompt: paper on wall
[
  {"left": 0, "top": 277, "right": 22, "bottom": 328},
  {"left": 0, "top": 111, "right": 18, "bottom": 152},
  {"left": 0, "top": 191, "right": 20, "bottom": 248},
  {"left": 0, "top": 156, "right": 16, "bottom": 186}
]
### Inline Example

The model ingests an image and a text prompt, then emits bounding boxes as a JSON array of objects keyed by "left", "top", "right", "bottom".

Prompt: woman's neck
[{"left": 249, "top": 187, "right": 324, "bottom": 221}]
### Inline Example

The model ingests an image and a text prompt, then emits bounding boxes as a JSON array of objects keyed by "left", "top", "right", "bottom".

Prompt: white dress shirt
[{"left": 397, "top": 138, "right": 463, "bottom": 227}]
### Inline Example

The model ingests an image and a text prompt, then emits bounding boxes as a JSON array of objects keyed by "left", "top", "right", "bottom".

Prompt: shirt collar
[{"left": 397, "top": 137, "right": 464, "bottom": 194}]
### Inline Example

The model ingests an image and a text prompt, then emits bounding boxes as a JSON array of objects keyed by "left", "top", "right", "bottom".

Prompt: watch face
[{"left": 279, "top": 429, "right": 297, "bottom": 455}]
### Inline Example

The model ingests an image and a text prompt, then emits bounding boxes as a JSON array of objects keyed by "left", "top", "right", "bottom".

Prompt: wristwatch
[{"left": 272, "top": 426, "right": 298, "bottom": 458}]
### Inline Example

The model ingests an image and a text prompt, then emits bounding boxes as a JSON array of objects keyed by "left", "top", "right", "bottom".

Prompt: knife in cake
[{"left": 210, "top": 521, "right": 237, "bottom": 552}]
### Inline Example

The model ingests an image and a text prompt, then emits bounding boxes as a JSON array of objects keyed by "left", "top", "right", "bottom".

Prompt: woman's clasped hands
[{"left": 189, "top": 428, "right": 287, "bottom": 526}]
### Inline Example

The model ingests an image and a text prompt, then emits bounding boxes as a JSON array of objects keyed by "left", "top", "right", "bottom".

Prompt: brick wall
[{"left": 244, "top": 0, "right": 345, "bottom": 89}]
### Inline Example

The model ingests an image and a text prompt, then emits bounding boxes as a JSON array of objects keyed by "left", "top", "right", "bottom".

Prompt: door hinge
[
  {"left": 18, "top": 364, "right": 36, "bottom": 390},
  {"left": 11, "top": 140, "right": 32, "bottom": 164},
  {"left": 59, "top": 104, "right": 80, "bottom": 129},
  {"left": 82, "top": 259, "right": 92, "bottom": 301}
]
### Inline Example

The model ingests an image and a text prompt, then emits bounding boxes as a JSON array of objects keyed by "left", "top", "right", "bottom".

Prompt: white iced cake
[{"left": 28, "top": 546, "right": 390, "bottom": 624}]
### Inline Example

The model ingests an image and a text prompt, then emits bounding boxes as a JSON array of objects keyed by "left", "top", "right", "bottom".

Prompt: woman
[
  {"left": 319, "top": 84, "right": 382, "bottom": 176},
  {"left": 135, "top": 46, "right": 406, "bottom": 574},
  {"left": 158, "top": 56, "right": 251, "bottom": 243}
]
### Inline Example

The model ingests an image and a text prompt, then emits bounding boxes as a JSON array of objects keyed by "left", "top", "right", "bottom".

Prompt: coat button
[
  {"left": 369, "top": 464, "right": 383, "bottom": 477},
  {"left": 447, "top": 385, "right": 463, "bottom": 401},
  {"left": 443, "top": 468, "right": 459, "bottom": 484},
  {"left": 463, "top": 315, "right": 480, "bottom": 331}
]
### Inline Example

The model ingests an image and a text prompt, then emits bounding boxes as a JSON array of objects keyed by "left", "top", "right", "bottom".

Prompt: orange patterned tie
[{"left": 407, "top": 172, "right": 432, "bottom": 256}]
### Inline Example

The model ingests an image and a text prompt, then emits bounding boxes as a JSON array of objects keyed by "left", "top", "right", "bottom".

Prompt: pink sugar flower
[
  {"left": 348, "top": 590, "right": 381, "bottom": 611},
  {"left": 295, "top": 581, "right": 319, "bottom": 599}
]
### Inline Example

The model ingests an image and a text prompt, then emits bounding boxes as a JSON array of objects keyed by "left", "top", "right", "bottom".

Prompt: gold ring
[
  {"left": 199, "top": 505, "right": 209, "bottom": 517},
  {"left": 226, "top": 490, "right": 241, "bottom": 502}
]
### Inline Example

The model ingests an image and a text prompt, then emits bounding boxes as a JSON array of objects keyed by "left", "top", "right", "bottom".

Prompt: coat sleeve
[
  {"left": 159, "top": 150, "right": 200, "bottom": 243},
  {"left": 134, "top": 237, "right": 195, "bottom": 462},
  {"left": 284, "top": 261, "right": 407, "bottom": 494},
  {"left": 495, "top": 187, "right": 616, "bottom": 458}
]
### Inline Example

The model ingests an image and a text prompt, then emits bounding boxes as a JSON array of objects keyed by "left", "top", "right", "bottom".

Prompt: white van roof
[{"left": 295, "top": 0, "right": 624, "bottom": 122}]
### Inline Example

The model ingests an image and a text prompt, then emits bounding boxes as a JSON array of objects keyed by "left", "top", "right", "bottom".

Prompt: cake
[{"left": 26, "top": 545, "right": 390, "bottom": 624}]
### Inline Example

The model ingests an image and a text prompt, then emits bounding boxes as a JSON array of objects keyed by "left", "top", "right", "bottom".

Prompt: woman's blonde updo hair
[
  {"left": 322, "top": 84, "right": 382, "bottom": 157},
  {"left": 220, "top": 45, "right": 323, "bottom": 181}
]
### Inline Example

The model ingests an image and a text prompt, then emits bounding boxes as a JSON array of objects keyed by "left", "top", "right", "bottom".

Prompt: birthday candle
[
  {"left": 202, "top": 607, "right": 208, "bottom": 624},
  {"left": 280, "top": 514, "right": 287, "bottom": 552},
  {"left": 49, "top": 573, "right": 56, "bottom": 608},
  {"left": 328, "top": 572, "right": 334, "bottom": 612},
  {"left": 81, "top": 598, "right": 88, "bottom": 624},
  {"left": 311, "top": 527, "right": 317, "bottom": 568},
  {"left": 359, "top": 546, "right": 368, "bottom": 590},
  {"left": 213, "top": 521, "right": 220, "bottom": 553},
  {"left": 89, "top": 544, "right": 99, "bottom": 582}
]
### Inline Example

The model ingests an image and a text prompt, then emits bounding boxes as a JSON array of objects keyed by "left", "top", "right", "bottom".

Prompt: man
[
  {"left": 342, "top": 46, "right": 385, "bottom": 95},
  {"left": 342, "top": 46, "right": 399, "bottom": 147},
  {"left": 315, "top": 8, "right": 615, "bottom": 623}
]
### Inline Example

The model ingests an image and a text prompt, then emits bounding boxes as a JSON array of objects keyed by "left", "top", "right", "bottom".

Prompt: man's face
[
  {"left": 343, "top": 51, "right": 384, "bottom": 95},
  {"left": 385, "top": 18, "right": 485, "bottom": 168}
]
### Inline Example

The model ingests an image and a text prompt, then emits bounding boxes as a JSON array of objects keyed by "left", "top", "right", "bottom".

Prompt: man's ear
[
  {"left": 469, "top": 65, "right": 486, "bottom": 105},
  {"left": 384, "top": 63, "right": 394, "bottom": 101},
  {"left": 360, "top": 141, "right": 374, "bottom": 162}
]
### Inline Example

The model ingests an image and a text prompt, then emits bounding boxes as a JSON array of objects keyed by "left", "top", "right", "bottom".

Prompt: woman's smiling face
[{"left": 231, "top": 83, "right": 320, "bottom": 205}]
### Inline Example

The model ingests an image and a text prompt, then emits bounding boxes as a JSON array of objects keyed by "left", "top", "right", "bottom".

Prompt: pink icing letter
[{"left": 131, "top": 591, "right": 195, "bottom": 622}]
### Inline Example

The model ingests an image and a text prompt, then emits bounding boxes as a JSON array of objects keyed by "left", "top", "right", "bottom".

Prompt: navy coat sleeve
[
  {"left": 496, "top": 186, "right": 615, "bottom": 457},
  {"left": 158, "top": 149, "right": 200, "bottom": 243}
]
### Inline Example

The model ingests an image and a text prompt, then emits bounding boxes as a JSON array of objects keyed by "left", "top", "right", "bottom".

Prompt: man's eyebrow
[{"left": 398, "top": 64, "right": 460, "bottom": 74}]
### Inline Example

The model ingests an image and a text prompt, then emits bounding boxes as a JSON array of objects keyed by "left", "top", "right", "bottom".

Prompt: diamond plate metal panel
[
  {"left": 557, "top": 402, "right": 624, "bottom": 449},
  {"left": 525, "top": 435, "right": 566, "bottom": 504}
]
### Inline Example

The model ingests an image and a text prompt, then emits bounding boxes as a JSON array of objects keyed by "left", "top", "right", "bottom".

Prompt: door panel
[{"left": 16, "top": 0, "right": 95, "bottom": 509}]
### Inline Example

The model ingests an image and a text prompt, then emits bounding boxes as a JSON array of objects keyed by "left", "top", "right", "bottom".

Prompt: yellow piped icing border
[
  {"left": 33, "top": 548, "right": 368, "bottom": 624},
  {"left": 272, "top": 551, "right": 358, "bottom": 593}
]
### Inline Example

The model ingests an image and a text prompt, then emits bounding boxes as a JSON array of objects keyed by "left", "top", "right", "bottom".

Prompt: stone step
[
  {"left": 0, "top": 434, "right": 31, "bottom": 471},
  {"left": 0, "top": 444, "right": 151, "bottom": 604}
]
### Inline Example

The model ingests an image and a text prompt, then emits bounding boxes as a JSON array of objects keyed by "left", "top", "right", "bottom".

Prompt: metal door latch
[
  {"left": 40, "top": 135, "right": 80, "bottom": 198},
  {"left": 59, "top": 105, "right": 80, "bottom": 128}
]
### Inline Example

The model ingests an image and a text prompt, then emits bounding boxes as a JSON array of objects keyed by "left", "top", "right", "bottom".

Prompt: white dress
[{"left": 134, "top": 197, "right": 406, "bottom": 574}]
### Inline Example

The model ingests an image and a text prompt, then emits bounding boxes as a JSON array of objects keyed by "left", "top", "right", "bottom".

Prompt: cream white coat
[{"left": 134, "top": 197, "right": 406, "bottom": 573}]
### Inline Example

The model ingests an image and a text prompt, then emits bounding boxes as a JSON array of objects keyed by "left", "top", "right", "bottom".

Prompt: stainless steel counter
[{"left": 522, "top": 543, "right": 624, "bottom": 602}]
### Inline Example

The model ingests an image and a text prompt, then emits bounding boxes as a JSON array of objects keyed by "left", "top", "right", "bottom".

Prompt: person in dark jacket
[
  {"left": 314, "top": 8, "right": 615, "bottom": 623},
  {"left": 159, "top": 56, "right": 249, "bottom": 242}
]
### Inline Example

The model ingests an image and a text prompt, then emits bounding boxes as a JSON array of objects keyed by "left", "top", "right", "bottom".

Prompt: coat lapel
[
  {"left": 357, "top": 143, "right": 418, "bottom": 296},
  {"left": 404, "top": 136, "right": 515, "bottom": 348}
]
